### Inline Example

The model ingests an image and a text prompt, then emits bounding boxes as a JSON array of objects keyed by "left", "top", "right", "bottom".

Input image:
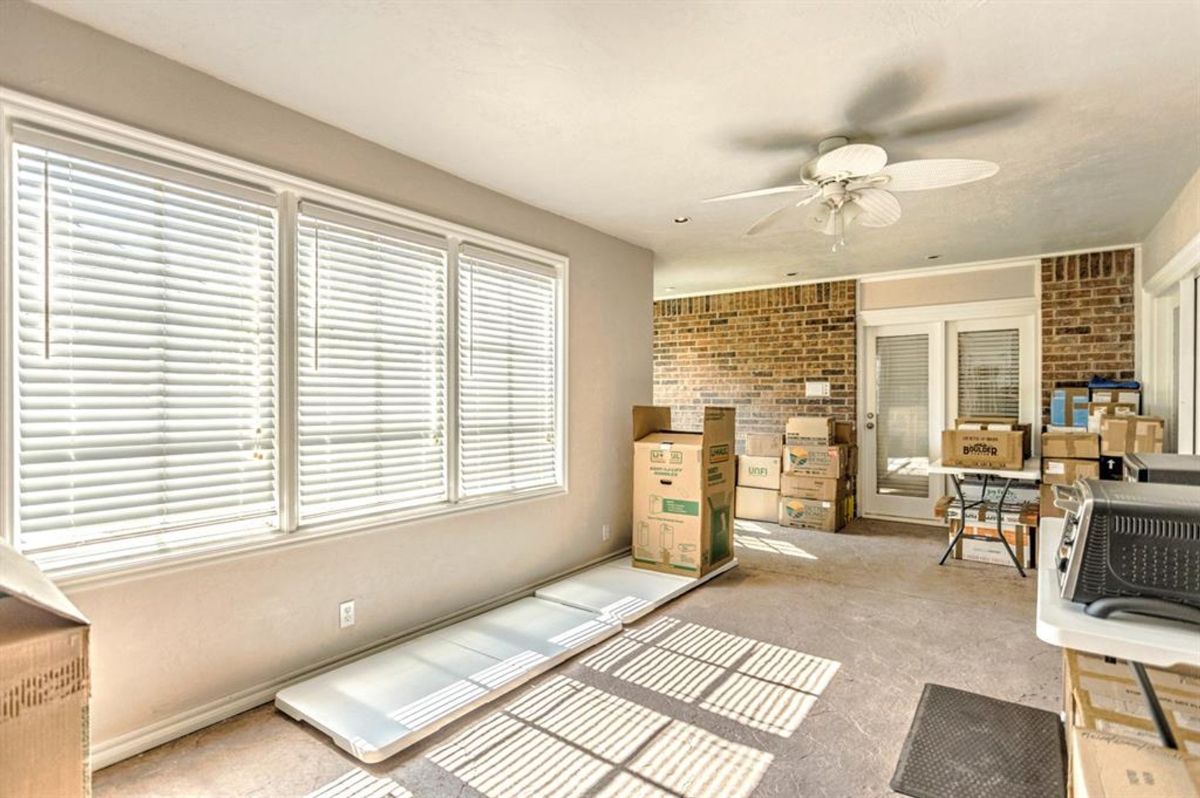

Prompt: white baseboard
[{"left": 90, "top": 548, "right": 630, "bottom": 771}]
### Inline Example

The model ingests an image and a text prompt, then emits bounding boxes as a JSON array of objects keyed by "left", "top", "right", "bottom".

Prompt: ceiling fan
[{"left": 703, "top": 136, "right": 998, "bottom": 250}]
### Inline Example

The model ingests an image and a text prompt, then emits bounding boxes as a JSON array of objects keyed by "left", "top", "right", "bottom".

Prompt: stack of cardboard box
[
  {"left": 778, "top": 417, "right": 856, "bottom": 532},
  {"left": 1064, "top": 649, "right": 1200, "bottom": 797},
  {"left": 1040, "top": 430, "right": 1101, "bottom": 519},
  {"left": 734, "top": 433, "right": 784, "bottom": 523}
]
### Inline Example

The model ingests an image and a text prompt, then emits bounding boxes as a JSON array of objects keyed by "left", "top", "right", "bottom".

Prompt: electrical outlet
[
  {"left": 339, "top": 600, "right": 355, "bottom": 629},
  {"left": 601, "top": 523, "right": 612, "bottom": 542}
]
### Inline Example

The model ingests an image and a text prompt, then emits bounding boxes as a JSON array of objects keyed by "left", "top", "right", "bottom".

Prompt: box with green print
[{"left": 631, "top": 405, "right": 736, "bottom": 578}]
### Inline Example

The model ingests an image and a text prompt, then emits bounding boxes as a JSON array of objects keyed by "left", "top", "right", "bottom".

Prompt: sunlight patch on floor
[
  {"left": 427, "top": 675, "right": 772, "bottom": 798},
  {"left": 582, "top": 618, "right": 839, "bottom": 738},
  {"left": 306, "top": 768, "right": 412, "bottom": 798},
  {"left": 735, "top": 534, "right": 818, "bottom": 559}
]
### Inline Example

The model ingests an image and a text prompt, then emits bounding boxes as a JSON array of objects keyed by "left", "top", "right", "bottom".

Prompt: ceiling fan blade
[
  {"left": 815, "top": 143, "right": 888, "bottom": 178},
  {"left": 703, "top": 184, "right": 812, "bottom": 203},
  {"left": 844, "top": 63, "right": 936, "bottom": 128},
  {"left": 852, "top": 188, "right": 901, "bottom": 227},
  {"left": 880, "top": 159, "right": 998, "bottom": 191},
  {"left": 889, "top": 98, "right": 1038, "bottom": 140},
  {"left": 729, "top": 129, "right": 824, "bottom": 154},
  {"left": 744, "top": 203, "right": 796, "bottom": 237}
]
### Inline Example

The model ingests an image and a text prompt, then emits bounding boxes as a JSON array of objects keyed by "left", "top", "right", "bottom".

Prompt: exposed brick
[
  {"left": 653, "top": 282, "right": 857, "bottom": 446},
  {"left": 1040, "top": 248, "right": 1135, "bottom": 421}
]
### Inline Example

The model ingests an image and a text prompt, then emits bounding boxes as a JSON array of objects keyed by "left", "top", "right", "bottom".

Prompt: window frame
[{"left": 0, "top": 88, "right": 569, "bottom": 583}]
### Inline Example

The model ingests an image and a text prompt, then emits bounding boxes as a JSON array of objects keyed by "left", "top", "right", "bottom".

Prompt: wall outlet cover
[{"left": 339, "top": 600, "right": 355, "bottom": 629}]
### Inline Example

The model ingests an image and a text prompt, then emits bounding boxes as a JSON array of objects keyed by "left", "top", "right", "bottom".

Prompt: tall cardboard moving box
[
  {"left": 632, "top": 405, "right": 735, "bottom": 577},
  {"left": 0, "top": 542, "right": 91, "bottom": 797}
]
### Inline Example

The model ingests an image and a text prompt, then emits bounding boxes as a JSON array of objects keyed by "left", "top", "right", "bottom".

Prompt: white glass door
[{"left": 862, "top": 323, "right": 943, "bottom": 519}]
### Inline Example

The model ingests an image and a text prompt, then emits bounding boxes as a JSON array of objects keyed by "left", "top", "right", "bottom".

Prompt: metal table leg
[
  {"left": 1130, "top": 660, "right": 1179, "bottom": 749},
  {"left": 991, "top": 478, "right": 1026, "bottom": 577},
  {"left": 939, "top": 474, "right": 969, "bottom": 565}
]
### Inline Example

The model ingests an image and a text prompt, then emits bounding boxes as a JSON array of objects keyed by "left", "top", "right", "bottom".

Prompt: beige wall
[
  {"left": 0, "top": 1, "right": 653, "bottom": 763},
  {"left": 859, "top": 262, "right": 1036, "bottom": 310},
  {"left": 1143, "top": 165, "right": 1200, "bottom": 285}
]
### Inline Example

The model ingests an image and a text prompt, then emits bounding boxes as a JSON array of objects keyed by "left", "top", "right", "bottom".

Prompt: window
[
  {"left": 957, "top": 328, "right": 1020, "bottom": 417},
  {"left": 2, "top": 98, "right": 567, "bottom": 575},
  {"left": 457, "top": 246, "right": 561, "bottom": 497},
  {"left": 11, "top": 130, "right": 278, "bottom": 566},
  {"left": 297, "top": 206, "right": 448, "bottom": 521}
]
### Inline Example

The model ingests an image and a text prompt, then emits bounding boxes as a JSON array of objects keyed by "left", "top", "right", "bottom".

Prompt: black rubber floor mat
[{"left": 890, "top": 683, "right": 1066, "bottom": 798}]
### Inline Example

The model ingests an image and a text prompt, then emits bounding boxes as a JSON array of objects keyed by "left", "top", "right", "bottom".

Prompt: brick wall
[
  {"left": 1040, "top": 248, "right": 1136, "bottom": 421},
  {"left": 653, "top": 281, "right": 856, "bottom": 446}
]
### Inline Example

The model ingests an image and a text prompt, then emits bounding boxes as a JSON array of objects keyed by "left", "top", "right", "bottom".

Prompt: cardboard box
[
  {"left": 1066, "top": 649, "right": 1200, "bottom": 756},
  {"left": 833, "top": 421, "right": 856, "bottom": 446},
  {"left": 0, "top": 542, "right": 91, "bottom": 798},
  {"left": 736, "top": 455, "right": 781, "bottom": 490},
  {"left": 785, "top": 416, "right": 834, "bottom": 447},
  {"left": 1072, "top": 728, "right": 1200, "bottom": 798},
  {"left": 779, "top": 495, "right": 845, "bottom": 532},
  {"left": 1087, "top": 402, "right": 1138, "bottom": 420},
  {"left": 1042, "top": 457, "right": 1100, "bottom": 486},
  {"left": 780, "top": 474, "right": 844, "bottom": 501},
  {"left": 945, "top": 520, "right": 1034, "bottom": 569},
  {"left": 744, "top": 433, "right": 783, "bottom": 458},
  {"left": 1042, "top": 431, "right": 1101, "bottom": 459},
  {"left": 1052, "top": 387, "right": 1092, "bottom": 427},
  {"left": 734, "top": 486, "right": 780, "bottom": 523},
  {"left": 632, "top": 405, "right": 735, "bottom": 577},
  {"left": 941, "top": 429, "right": 1025, "bottom": 470},
  {"left": 1100, "top": 416, "right": 1165, "bottom": 457},
  {"left": 1090, "top": 387, "right": 1142, "bottom": 408},
  {"left": 956, "top": 416, "right": 1033, "bottom": 458},
  {"left": 783, "top": 443, "right": 849, "bottom": 478},
  {"left": 1041, "top": 482, "right": 1073, "bottom": 518}
]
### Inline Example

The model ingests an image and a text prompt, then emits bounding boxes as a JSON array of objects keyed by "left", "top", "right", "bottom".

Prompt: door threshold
[{"left": 861, "top": 513, "right": 941, "bottom": 527}]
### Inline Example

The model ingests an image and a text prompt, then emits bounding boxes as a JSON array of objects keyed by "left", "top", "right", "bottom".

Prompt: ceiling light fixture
[
  {"left": 927, "top": 254, "right": 941, "bottom": 260},
  {"left": 785, "top": 272, "right": 798, "bottom": 277},
  {"left": 673, "top": 216, "right": 690, "bottom": 224}
]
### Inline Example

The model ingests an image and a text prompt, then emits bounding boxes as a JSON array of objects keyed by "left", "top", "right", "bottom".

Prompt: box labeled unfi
[{"left": 632, "top": 405, "right": 735, "bottom": 577}]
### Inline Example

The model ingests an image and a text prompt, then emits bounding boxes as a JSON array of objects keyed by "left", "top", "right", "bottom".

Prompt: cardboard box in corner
[
  {"left": 632, "top": 405, "right": 736, "bottom": 578},
  {"left": 0, "top": 541, "right": 92, "bottom": 798}
]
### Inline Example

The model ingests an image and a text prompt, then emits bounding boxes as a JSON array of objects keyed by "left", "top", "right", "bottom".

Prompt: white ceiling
[{"left": 35, "top": 0, "right": 1200, "bottom": 297}]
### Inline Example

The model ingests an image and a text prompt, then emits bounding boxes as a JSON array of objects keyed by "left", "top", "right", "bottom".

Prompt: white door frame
[
  {"left": 858, "top": 298, "right": 1040, "bottom": 521},
  {"left": 861, "top": 322, "right": 945, "bottom": 520}
]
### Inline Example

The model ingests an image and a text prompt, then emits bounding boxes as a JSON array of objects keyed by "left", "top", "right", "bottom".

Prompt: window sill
[{"left": 47, "top": 484, "right": 568, "bottom": 590}]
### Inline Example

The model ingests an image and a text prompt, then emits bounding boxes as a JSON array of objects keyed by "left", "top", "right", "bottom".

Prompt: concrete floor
[{"left": 93, "top": 517, "right": 1061, "bottom": 798}]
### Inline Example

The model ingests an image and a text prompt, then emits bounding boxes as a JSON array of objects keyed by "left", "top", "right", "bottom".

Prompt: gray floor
[{"left": 94, "top": 518, "right": 1061, "bottom": 798}]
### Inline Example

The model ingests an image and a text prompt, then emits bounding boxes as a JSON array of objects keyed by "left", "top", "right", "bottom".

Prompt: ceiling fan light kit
[{"left": 704, "top": 138, "right": 999, "bottom": 249}]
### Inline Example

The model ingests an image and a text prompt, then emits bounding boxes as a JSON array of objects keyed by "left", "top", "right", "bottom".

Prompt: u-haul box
[{"left": 632, "top": 405, "right": 735, "bottom": 577}]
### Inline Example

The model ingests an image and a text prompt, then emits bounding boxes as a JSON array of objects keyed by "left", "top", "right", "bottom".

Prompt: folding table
[{"left": 929, "top": 458, "right": 1040, "bottom": 577}]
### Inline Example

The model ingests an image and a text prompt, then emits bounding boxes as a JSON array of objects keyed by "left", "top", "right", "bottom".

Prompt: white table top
[
  {"left": 1035, "top": 518, "right": 1200, "bottom": 669},
  {"left": 928, "top": 458, "right": 1041, "bottom": 481}
]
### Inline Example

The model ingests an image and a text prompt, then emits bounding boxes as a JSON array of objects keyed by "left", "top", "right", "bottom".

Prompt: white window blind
[
  {"left": 297, "top": 206, "right": 448, "bottom": 521},
  {"left": 457, "top": 245, "right": 560, "bottom": 497},
  {"left": 875, "top": 333, "right": 930, "bottom": 498},
  {"left": 958, "top": 329, "right": 1020, "bottom": 417},
  {"left": 12, "top": 133, "right": 278, "bottom": 565}
]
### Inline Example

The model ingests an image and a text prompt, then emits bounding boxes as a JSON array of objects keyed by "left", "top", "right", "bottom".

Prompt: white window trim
[{"left": 0, "top": 88, "right": 569, "bottom": 584}]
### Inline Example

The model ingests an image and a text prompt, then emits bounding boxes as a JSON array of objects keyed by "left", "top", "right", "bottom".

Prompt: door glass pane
[
  {"left": 957, "top": 329, "right": 1020, "bottom": 417},
  {"left": 876, "top": 334, "right": 929, "bottom": 497}
]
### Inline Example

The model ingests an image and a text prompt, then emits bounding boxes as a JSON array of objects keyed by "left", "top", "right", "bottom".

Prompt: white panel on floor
[
  {"left": 275, "top": 597, "right": 619, "bottom": 763},
  {"left": 534, "top": 558, "right": 739, "bottom": 623}
]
